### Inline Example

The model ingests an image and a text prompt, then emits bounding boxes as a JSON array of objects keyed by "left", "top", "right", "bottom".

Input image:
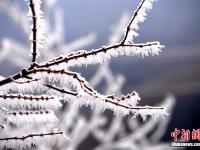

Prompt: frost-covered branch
[
  {"left": 27, "top": 0, "right": 45, "bottom": 62},
  {"left": 0, "top": 93, "right": 61, "bottom": 109},
  {"left": 0, "top": 131, "right": 64, "bottom": 149},
  {"left": 39, "top": 41, "right": 163, "bottom": 68},
  {"left": 93, "top": 95, "right": 175, "bottom": 150},
  {"left": 0, "top": 131, "right": 64, "bottom": 141},
  {"left": 10, "top": 77, "right": 40, "bottom": 84},
  {"left": 5, "top": 110, "right": 58, "bottom": 125},
  {"left": 0, "top": 42, "right": 163, "bottom": 87},
  {"left": 0, "top": 0, "right": 168, "bottom": 149},
  {"left": 26, "top": 68, "right": 166, "bottom": 118},
  {"left": 122, "top": 0, "right": 157, "bottom": 43},
  {"left": 29, "top": 0, "right": 38, "bottom": 62},
  {"left": 45, "top": 83, "right": 78, "bottom": 96}
]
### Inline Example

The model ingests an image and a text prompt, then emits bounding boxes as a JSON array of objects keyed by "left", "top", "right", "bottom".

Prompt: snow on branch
[
  {"left": 92, "top": 95, "right": 175, "bottom": 150},
  {"left": 25, "top": 68, "right": 166, "bottom": 119},
  {"left": 0, "top": 93, "right": 61, "bottom": 109},
  {"left": 0, "top": 131, "right": 64, "bottom": 149},
  {"left": 10, "top": 77, "right": 40, "bottom": 84},
  {"left": 0, "top": 66, "right": 166, "bottom": 119},
  {"left": 45, "top": 84, "right": 78, "bottom": 96},
  {"left": 4, "top": 110, "right": 58, "bottom": 126},
  {"left": 27, "top": 0, "right": 45, "bottom": 62},
  {"left": 122, "top": 0, "right": 157, "bottom": 43},
  {"left": 0, "top": 0, "right": 167, "bottom": 148},
  {"left": 39, "top": 41, "right": 164, "bottom": 68}
]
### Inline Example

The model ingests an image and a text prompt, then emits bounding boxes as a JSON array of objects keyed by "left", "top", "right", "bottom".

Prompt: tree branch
[
  {"left": 121, "top": 0, "right": 146, "bottom": 44},
  {"left": 29, "top": 0, "right": 37, "bottom": 62},
  {"left": 10, "top": 77, "right": 40, "bottom": 84},
  {"left": 0, "top": 67, "right": 165, "bottom": 112},
  {"left": 38, "top": 42, "right": 161, "bottom": 68},
  {"left": 27, "top": 68, "right": 165, "bottom": 111},
  {"left": 0, "top": 93, "right": 54, "bottom": 101},
  {"left": 0, "top": 42, "right": 162, "bottom": 87},
  {"left": 0, "top": 131, "right": 64, "bottom": 141},
  {"left": 7, "top": 110, "right": 51, "bottom": 116},
  {"left": 44, "top": 84, "right": 78, "bottom": 96}
]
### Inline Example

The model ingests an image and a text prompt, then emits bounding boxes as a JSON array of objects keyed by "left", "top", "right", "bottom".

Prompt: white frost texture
[{"left": 0, "top": 0, "right": 171, "bottom": 149}]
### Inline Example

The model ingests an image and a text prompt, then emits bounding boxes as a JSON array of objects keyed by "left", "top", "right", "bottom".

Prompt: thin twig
[
  {"left": 45, "top": 84, "right": 78, "bottom": 96},
  {"left": 38, "top": 42, "right": 158, "bottom": 68},
  {"left": 10, "top": 77, "right": 40, "bottom": 84},
  {"left": 121, "top": 0, "right": 146, "bottom": 44},
  {"left": 0, "top": 131, "right": 64, "bottom": 141},
  {"left": 0, "top": 93, "right": 54, "bottom": 101},
  {"left": 7, "top": 110, "right": 50, "bottom": 116},
  {"left": 29, "top": 0, "right": 37, "bottom": 62}
]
